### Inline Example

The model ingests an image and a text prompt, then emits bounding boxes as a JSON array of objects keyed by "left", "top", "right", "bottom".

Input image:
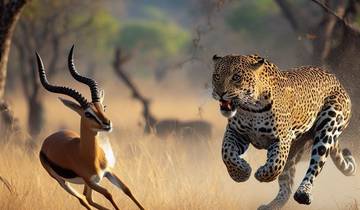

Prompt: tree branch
[
  {"left": 112, "top": 48, "right": 157, "bottom": 132},
  {"left": 311, "top": 0, "right": 360, "bottom": 34}
]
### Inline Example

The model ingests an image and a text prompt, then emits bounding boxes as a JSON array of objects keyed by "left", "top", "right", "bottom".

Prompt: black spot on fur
[
  {"left": 310, "top": 159, "right": 315, "bottom": 165},
  {"left": 322, "top": 136, "right": 328, "bottom": 143},
  {"left": 312, "top": 149, "right": 317, "bottom": 156},
  {"left": 306, "top": 168, "right": 312, "bottom": 174},
  {"left": 318, "top": 146, "right": 327, "bottom": 156},
  {"left": 316, "top": 118, "right": 331, "bottom": 132},
  {"left": 328, "top": 111, "right": 336, "bottom": 118},
  {"left": 259, "top": 127, "right": 269, "bottom": 133},
  {"left": 314, "top": 137, "right": 320, "bottom": 145}
]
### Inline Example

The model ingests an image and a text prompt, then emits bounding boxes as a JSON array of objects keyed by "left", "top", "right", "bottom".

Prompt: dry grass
[{"left": 0, "top": 77, "right": 359, "bottom": 210}]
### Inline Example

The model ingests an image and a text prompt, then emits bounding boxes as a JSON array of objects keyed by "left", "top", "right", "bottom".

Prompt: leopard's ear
[
  {"left": 252, "top": 58, "right": 265, "bottom": 73},
  {"left": 212, "top": 54, "right": 222, "bottom": 61},
  {"left": 253, "top": 57, "right": 265, "bottom": 68},
  {"left": 248, "top": 54, "right": 265, "bottom": 70}
]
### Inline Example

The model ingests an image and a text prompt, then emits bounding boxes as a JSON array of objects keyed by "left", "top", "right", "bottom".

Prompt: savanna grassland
[{"left": 0, "top": 76, "right": 359, "bottom": 210}]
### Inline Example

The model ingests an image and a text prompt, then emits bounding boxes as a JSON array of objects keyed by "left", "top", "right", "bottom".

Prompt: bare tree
[
  {"left": 0, "top": 0, "right": 28, "bottom": 135},
  {"left": 113, "top": 47, "right": 212, "bottom": 139}
]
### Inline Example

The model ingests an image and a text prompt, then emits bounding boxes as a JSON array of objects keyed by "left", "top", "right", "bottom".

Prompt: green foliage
[
  {"left": 20, "top": 0, "right": 119, "bottom": 60},
  {"left": 225, "top": 0, "right": 279, "bottom": 36},
  {"left": 79, "top": 9, "right": 120, "bottom": 50},
  {"left": 117, "top": 7, "right": 190, "bottom": 58}
]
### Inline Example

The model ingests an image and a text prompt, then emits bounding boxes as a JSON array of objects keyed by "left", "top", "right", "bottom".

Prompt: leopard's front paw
[
  {"left": 255, "top": 165, "right": 280, "bottom": 182},
  {"left": 226, "top": 159, "right": 252, "bottom": 182}
]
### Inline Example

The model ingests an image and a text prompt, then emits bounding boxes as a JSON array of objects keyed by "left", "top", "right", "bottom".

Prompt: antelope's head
[{"left": 36, "top": 45, "right": 112, "bottom": 133}]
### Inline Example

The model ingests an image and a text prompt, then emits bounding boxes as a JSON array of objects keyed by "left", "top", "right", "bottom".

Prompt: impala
[{"left": 36, "top": 46, "right": 145, "bottom": 210}]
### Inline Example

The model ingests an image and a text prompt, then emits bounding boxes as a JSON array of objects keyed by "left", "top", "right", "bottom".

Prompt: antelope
[{"left": 36, "top": 46, "right": 145, "bottom": 210}]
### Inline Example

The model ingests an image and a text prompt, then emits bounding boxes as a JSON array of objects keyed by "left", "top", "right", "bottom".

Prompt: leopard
[{"left": 211, "top": 53, "right": 357, "bottom": 210}]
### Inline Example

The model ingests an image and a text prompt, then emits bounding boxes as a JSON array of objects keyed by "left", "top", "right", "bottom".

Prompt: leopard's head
[{"left": 211, "top": 54, "right": 270, "bottom": 118}]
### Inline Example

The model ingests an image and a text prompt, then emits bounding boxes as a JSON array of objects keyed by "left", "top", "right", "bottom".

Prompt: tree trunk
[
  {"left": 0, "top": 1, "right": 27, "bottom": 98},
  {"left": 27, "top": 94, "right": 44, "bottom": 137},
  {"left": 0, "top": 1, "right": 28, "bottom": 135}
]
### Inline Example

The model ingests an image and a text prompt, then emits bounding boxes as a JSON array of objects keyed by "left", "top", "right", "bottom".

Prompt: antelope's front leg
[
  {"left": 222, "top": 126, "right": 251, "bottom": 182},
  {"left": 105, "top": 172, "right": 145, "bottom": 210},
  {"left": 255, "top": 139, "right": 291, "bottom": 182}
]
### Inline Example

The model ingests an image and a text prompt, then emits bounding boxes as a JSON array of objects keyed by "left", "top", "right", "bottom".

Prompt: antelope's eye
[
  {"left": 213, "top": 73, "right": 220, "bottom": 81},
  {"left": 84, "top": 112, "right": 92, "bottom": 118},
  {"left": 232, "top": 74, "right": 241, "bottom": 81}
]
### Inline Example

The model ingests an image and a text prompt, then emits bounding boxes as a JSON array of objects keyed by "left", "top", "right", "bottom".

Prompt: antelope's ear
[
  {"left": 212, "top": 54, "right": 222, "bottom": 62},
  {"left": 99, "top": 89, "right": 105, "bottom": 104},
  {"left": 58, "top": 97, "right": 82, "bottom": 115}
]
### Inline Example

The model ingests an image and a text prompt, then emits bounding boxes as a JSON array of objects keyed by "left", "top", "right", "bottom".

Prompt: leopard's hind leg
[
  {"left": 294, "top": 92, "right": 353, "bottom": 205},
  {"left": 330, "top": 141, "right": 356, "bottom": 176}
]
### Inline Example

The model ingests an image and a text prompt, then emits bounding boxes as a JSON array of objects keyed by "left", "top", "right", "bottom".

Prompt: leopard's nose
[{"left": 220, "top": 91, "right": 228, "bottom": 99}]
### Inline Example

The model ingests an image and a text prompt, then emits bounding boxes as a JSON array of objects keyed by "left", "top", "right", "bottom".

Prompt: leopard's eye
[
  {"left": 232, "top": 74, "right": 241, "bottom": 81},
  {"left": 213, "top": 73, "right": 220, "bottom": 81}
]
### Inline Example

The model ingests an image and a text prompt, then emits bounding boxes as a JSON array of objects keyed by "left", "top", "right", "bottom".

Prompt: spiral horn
[
  {"left": 68, "top": 45, "right": 101, "bottom": 102},
  {"left": 36, "top": 52, "right": 89, "bottom": 108}
]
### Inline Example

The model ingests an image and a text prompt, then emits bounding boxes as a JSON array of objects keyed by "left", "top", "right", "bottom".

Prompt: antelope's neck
[{"left": 79, "top": 124, "right": 100, "bottom": 160}]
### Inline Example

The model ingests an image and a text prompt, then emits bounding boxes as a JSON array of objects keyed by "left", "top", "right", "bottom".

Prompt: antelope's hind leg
[
  {"left": 58, "top": 181, "right": 91, "bottom": 210},
  {"left": 39, "top": 154, "right": 91, "bottom": 209},
  {"left": 83, "top": 184, "right": 110, "bottom": 210},
  {"left": 105, "top": 172, "right": 145, "bottom": 210}
]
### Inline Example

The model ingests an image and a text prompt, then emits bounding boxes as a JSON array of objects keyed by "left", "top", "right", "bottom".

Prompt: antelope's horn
[
  {"left": 36, "top": 52, "right": 89, "bottom": 108},
  {"left": 68, "top": 45, "right": 101, "bottom": 102}
]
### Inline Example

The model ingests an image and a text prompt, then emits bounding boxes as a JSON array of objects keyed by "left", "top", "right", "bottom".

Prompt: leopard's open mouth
[
  {"left": 219, "top": 99, "right": 235, "bottom": 111},
  {"left": 219, "top": 99, "right": 237, "bottom": 118}
]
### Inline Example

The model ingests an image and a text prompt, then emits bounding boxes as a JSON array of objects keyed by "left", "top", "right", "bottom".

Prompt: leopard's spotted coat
[{"left": 211, "top": 54, "right": 356, "bottom": 210}]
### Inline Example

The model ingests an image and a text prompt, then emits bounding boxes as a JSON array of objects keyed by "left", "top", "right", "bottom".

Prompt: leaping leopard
[{"left": 211, "top": 54, "right": 356, "bottom": 210}]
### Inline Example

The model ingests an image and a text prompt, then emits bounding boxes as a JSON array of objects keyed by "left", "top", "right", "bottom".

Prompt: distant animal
[
  {"left": 36, "top": 46, "right": 144, "bottom": 210},
  {"left": 211, "top": 53, "right": 356, "bottom": 209},
  {"left": 153, "top": 119, "right": 212, "bottom": 139}
]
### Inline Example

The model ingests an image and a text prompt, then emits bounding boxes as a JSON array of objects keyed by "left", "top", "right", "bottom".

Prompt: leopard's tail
[{"left": 330, "top": 143, "right": 356, "bottom": 176}]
